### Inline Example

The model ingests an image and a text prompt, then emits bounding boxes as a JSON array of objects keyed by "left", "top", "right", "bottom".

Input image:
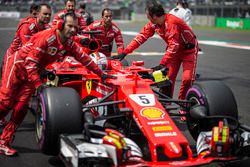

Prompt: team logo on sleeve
[
  {"left": 47, "top": 47, "right": 57, "bottom": 56},
  {"left": 107, "top": 33, "right": 114, "bottom": 37}
]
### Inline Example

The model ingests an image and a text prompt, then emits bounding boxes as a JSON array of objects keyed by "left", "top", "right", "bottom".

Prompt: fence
[{"left": 216, "top": 17, "right": 250, "bottom": 30}]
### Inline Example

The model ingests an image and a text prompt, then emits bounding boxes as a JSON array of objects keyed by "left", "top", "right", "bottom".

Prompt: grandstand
[
  {"left": 1, "top": 0, "right": 250, "bottom": 18},
  {"left": 0, "top": 0, "right": 250, "bottom": 28}
]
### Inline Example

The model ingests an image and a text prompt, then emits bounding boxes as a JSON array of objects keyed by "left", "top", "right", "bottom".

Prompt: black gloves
[
  {"left": 112, "top": 52, "right": 127, "bottom": 61},
  {"left": 80, "top": 38, "right": 90, "bottom": 47},
  {"left": 151, "top": 64, "right": 165, "bottom": 71},
  {"left": 101, "top": 73, "right": 117, "bottom": 82}
]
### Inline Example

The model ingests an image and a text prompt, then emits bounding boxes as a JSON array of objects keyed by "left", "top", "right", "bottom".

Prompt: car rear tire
[
  {"left": 36, "top": 87, "right": 83, "bottom": 155},
  {"left": 186, "top": 80, "right": 238, "bottom": 140}
]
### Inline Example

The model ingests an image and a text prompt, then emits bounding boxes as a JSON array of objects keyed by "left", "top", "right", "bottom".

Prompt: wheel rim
[
  {"left": 36, "top": 103, "right": 44, "bottom": 140},
  {"left": 187, "top": 96, "right": 203, "bottom": 138},
  {"left": 35, "top": 94, "right": 46, "bottom": 144},
  {"left": 189, "top": 96, "right": 201, "bottom": 105}
]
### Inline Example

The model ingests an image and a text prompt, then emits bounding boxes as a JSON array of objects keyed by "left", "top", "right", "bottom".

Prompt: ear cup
[
  {"left": 57, "top": 19, "right": 64, "bottom": 31},
  {"left": 58, "top": 12, "right": 77, "bottom": 33}
]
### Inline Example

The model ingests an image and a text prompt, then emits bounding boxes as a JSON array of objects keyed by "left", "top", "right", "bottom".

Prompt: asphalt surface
[{"left": 0, "top": 18, "right": 250, "bottom": 167}]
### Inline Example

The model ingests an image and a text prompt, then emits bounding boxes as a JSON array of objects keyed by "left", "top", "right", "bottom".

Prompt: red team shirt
[
  {"left": 18, "top": 28, "right": 103, "bottom": 88},
  {"left": 83, "top": 20, "right": 124, "bottom": 57},
  {"left": 8, "top": 17, "right": 50, "bottom": 55}
]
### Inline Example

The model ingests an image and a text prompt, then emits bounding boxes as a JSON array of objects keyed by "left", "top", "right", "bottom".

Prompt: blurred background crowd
[
  {"left": 0, "top": 0, "right": 250, "bottom": 28},
  {"left": 0, "top": 0, "right": 250, "bottom": 18}
]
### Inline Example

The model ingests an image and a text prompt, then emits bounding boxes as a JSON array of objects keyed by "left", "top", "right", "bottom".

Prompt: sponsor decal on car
[
  {"left": 133, "top": 115, "right": 145, "bottom": 130},
  {"left": 169, "top": 161, "right": 186, "bottom": 166},
  {"left": 140, "top": 107, "right": 165, "bottom": 120},
  {"left": 147, "top": 121, "right": 170, "bottom": 125},
  {"left": 152, "top": 125, "right": 172, "bottom": 132},
  {"left": 129, "top": 94, "right": 155, "bottom": 106},
  {"left": 154, "top": 132, "right": 177, "bottom": 137},
  {"left": 95, "top": 82, "right": 112, "bottom": 96},
  {"left": 86, "top": 79, "right": 92, "bottom": 94}
]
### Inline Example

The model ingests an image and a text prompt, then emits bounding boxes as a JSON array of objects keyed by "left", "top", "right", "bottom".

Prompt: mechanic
[
  {"left": 0, "top": 12, "right": 115, "bottom": 156},
  {"left": 19, "top": 3, "right": 39, "bottom": 24},
  {"left": 115, "top": 1, "right": 199, "bottom": 102},
  {"left": 4, "top": 3, "right": 51, "bottom": 57},
  {"left": 29, "top": 3, "right": 39, "bottom": 18},
  {"left": 170, "top": 0, "right": 202, "bottom": 81},
  {"left": 78, "top": 2, "right": 94, "bottom": 26},
  {"left": 81, "top": 8, "right": 124, "bottom": 57},
  {"left": 52, "top": 0, "right": 87, "bottom": 31},
  {"left": 0, "top": 3, "right": 52, "bottom": 127},
  {"left": 169, "top": 0, "right": 192, "bottom": 27},
  {"left": 23, "top": 3, "right": 39, "bottom": 20}
]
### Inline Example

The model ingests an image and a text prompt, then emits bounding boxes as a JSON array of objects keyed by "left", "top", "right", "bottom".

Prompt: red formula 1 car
[{"left": 34, "top": 37, "right": 250, "bottom": 167}]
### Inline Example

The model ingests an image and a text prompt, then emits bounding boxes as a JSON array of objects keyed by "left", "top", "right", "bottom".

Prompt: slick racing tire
[
  {"left": 36, "top": 87, "right": 83, "bottom": 155},
  {"left": 186, "top": 80, "right": 238, "bottom": 140}
]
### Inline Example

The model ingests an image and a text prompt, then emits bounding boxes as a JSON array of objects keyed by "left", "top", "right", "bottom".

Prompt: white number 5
[{"left": 129, "top": 94, "right": 155, "bottom": 106}]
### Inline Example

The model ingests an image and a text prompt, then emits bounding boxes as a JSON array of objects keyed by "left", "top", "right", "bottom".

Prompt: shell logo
[{"left": 140, "top": 107, "right": 165, "bottom": 120}]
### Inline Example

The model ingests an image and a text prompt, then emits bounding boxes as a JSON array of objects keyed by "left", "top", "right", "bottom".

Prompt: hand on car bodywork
[
  {"left": 101, "top": 73, "right": 117, "bottom": 82},
  {"left": 112, "top": 52, "right": 127, "bottom": 61},
  {"left": 151, "top": 64, "right": 165, "bottom": 71}
]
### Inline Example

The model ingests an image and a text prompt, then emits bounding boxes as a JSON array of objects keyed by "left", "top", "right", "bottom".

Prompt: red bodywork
[{"left": 46, "top": 56, "right": 237, "bottom": 166}]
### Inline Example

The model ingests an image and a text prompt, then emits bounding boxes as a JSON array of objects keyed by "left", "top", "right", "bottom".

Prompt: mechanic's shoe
[
  {"left": 0, "top": 140, "right": 17, "bottom": 156},
  {"left": 179, "top": 110, "right": 187, "bottom": 121},
  {"left": 0, "top": 118, "right": 7, "bottom": 127}
]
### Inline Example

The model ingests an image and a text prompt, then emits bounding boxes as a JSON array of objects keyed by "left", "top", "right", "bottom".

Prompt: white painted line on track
[
  {"left": 112, "top": 51, "right": 203, "bottom": 56},
  {"left": 199, "top": 40, "right": 250, "bottom": 50},
  {"left": 1, "top": 27, "right": 248, "bottom": 51},
  {"left": 122, "top": 31, "right": 250, "bottom": 50},
  {"left": 0, "top": 27, "right": 16, "bottom": 31}
]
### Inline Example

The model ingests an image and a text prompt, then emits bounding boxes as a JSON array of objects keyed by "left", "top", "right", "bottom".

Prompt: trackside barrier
[
  {"left": 216, "top": 17, "right": 250, "bottom": 30},
  {"left": 0, "top": 11, "right": 20, "bottom": 19}
]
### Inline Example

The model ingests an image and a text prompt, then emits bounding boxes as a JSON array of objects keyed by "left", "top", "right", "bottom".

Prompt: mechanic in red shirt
[
  {"left": 5, "top": 3, "right": 51, "bottom": 57},
  {"left": 0, "top": 3, "right": 52, "bottom": 127},
  {"left": 29, "top": 3, "right": 39, "bottom": 18},
  {"left": 78, "top": 2, "right": 94, "bottom": 26},
  {"left": 0, "top": 12, "right": 114, "bottom": 156},
  {"left": 52, "top": 0, "right": 87, "bottom": 31},
  {"left": 14, "top": 3, "right": 39, "bottom": 32},
  {"left": 81, "top": 8, "right": 124, "bottom": 57},
  {"left": 116, "top": 1, "right": 198, "bottom": 101},
  {"left": 19, "top": 3, "right": 39, "bottom": 24}
]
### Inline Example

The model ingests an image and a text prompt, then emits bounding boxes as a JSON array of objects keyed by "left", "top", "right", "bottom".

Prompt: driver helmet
[{"left": 89, "top": 52, "right": 108, "bottom": 70}]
